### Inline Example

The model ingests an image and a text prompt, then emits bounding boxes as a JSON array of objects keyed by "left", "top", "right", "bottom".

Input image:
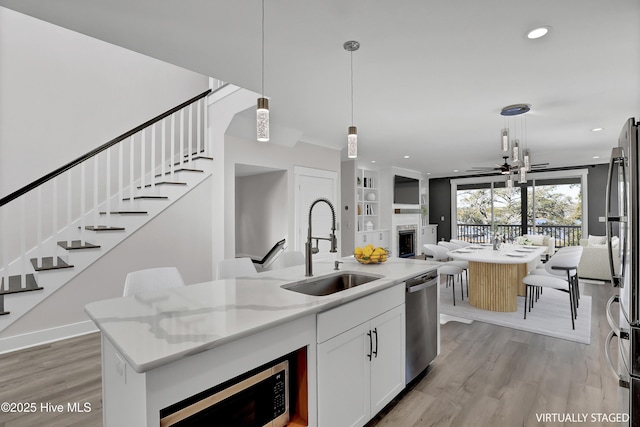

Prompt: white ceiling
[{"left": 2, "top": 0, "right": 638, "bottom": 178}]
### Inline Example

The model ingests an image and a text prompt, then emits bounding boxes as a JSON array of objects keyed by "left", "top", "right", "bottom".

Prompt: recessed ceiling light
[
  {"left": 404, "top": 155, "right": 410, "bottom": 159},
  {"left": 593, "top": 156, "right": 600, "bottom": 159},
  {"left": 371, "top": 160, "right": 376, "bottom": 163},
  {"left": 453, "top": 169, "right": 459, "bottom": 173},
  {"left": 591, "top": 127, "right": 604, "bottom": 132},
  {"left": 527, "top": 26, "right": 550, "bottom": 40}
]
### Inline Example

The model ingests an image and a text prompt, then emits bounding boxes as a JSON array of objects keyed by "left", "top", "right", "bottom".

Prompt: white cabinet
[
  {"left": 421, "top": 224, "right": 438, "bottom": 247},
  {"left": 369, "top": 306, "right": 405, "bottom": 415},
  {"left": 317, "top": 285, "right": 405, "bottom": 427},
  {"left": 356, "top": 229, "right": 389, "bottom": 249},
  {"left": 317, "top": 321, "right": 371, "bottom": 427}
]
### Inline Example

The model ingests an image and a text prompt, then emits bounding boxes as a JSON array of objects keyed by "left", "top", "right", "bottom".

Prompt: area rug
[{"left": 439, "top": 282, "right": 591, "bottom": 344}]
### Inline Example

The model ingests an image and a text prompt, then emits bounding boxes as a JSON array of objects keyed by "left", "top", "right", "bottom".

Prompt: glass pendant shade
[
  {"left": 523, "top": 149, "right": 531, "bottom": 171},
  {"left": 348, "top": 126, "right": 357, "bottom": 158},
  {"left": 519, "top": 166, "right": 527, "bottom": 183},
  {"left": 512, "top": 139, "right": 520, "bottom": 163},
  {"left": 257, "top": 97, "right": 269, "bottom": 142},
  {"left": 501, "top": 129, "right": 509, "bottom": 151}
]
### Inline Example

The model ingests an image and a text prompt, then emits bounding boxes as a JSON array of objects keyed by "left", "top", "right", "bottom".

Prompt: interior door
[{"left": 294, "top": 167, "right": 338, "bottom": 257}]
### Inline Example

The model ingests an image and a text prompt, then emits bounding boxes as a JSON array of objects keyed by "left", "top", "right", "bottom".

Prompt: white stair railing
[{"left": 0, "top": 89, "right": 212, "bottom": 314}]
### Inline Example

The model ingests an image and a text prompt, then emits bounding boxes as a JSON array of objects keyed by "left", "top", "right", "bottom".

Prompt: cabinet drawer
[{"left": 317, "top": 284, "right": 404, "bottom": 344}]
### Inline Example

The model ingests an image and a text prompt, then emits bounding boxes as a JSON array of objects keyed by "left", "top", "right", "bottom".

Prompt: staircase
[{"left": 0, "top": 88, "right": 215, "bottom": 332}]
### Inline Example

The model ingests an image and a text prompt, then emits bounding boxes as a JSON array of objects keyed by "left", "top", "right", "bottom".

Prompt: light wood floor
[
  {"left": 0, "top": 283, "right": 619, "bottom": 427},
  {"left": 368, "top": 282, "right": 620, "bottom": 427}
]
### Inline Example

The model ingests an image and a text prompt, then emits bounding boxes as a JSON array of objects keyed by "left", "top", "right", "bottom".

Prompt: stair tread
[
  {"left": 168, "top": 167, "right": 204, "bottom": 174},
  {"left": 137, "top": 181, "right": 186, "bottom": 189},
  {"left": 0, "top": 274, "right": 42, "bottom": 295},
  {"left": 99, "top": 211, "right": 148, "bottom": 215},
  {"left": 85, "top": 225, "right": 125, "bottom": 231},
  {"left": 30, "top": 257, "right": 73, "bottom": 271},
  {"left": 58, "top": 240, "right": 101, "bottom": 250},
  {"left": 122, "top": 196, "right": 169, "bottom": 200}
]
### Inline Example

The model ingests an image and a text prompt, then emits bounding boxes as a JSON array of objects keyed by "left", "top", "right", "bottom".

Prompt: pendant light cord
[
  {"left": 261, "top": 0, "right": 265, "bottom": 98},
  {"left": 350, "top": 49, "right": 354, "bottom": 126}
]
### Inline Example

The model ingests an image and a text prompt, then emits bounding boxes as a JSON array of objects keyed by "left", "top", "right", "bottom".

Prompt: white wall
[
  {"left": 0, "top": 7, "right": 211, "bottom": 342},
  {"left": 0, "top": 7, "right": 209, "bottom": 197},
  {"left": 235, "top": 170, "right": 288, "bottom": 258},
  {"left": 223, "top": 134, "right": 341, "bottom": 260},
  {"left": 0, "top": 177, "right": 213, "bottom": 338}
]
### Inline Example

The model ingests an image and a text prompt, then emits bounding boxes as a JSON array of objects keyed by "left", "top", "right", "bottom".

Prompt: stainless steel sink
[{"left": 281, "top": 271, "right": 383, "bottom": 296}]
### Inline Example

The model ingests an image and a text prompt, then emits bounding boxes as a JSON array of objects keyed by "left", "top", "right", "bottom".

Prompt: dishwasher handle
[{"left": 406, "top": 276, "right": 438, "bottom": 293}]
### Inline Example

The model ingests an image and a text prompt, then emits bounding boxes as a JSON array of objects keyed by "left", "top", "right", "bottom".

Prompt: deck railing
[{"left": 456, "top": 223, "right": 583, "bottom": 247}]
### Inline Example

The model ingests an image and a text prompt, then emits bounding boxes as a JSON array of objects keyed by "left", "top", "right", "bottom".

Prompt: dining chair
[
  {"left": 522, "top": 248, "right": 583, "bottom": 329},
  {"left": 437, "top": 241, "right": 462, "bottom": 251},
  {"left": 216, "top": 257, "right": 257, "bottom": 279},
  {"left": 425, "top": 243, "right": 468, "bottom": 296},
  {"left": 423, "top": 244, "right": 449, "bottom": 261},
  {"left": 123, "top": 267, "right": 186, "bottom": 297},
  {"left": 437, "top": 241, "right": 469, "bottom": 292},
  {"left": 438, "top": 264, "right": 465, "bottom": 306},
  {"left": 450, "top": 239, "right": 471, "bottom": 248}
]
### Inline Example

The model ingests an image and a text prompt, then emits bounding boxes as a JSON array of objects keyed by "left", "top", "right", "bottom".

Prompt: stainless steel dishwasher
[{"left": 405, "top": 270, "right": 439, "bottom": 384}]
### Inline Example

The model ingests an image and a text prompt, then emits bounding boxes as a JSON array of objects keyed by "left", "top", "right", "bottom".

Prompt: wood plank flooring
[
  {"left": 0, "top": 282, "right": 619, "bottom": 427},
  {"left": 368, "top": 282, "right": 620, "bottom": 427}
]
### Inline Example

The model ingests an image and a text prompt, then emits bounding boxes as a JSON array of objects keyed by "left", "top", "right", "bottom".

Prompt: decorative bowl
[{"left": 354, "top": 247, "right": 389, "bottom": 264}]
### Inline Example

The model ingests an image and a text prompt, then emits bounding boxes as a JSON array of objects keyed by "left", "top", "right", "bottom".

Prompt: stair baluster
[{"left": 0, "top": 88, "right": 212, "bottom": 320}]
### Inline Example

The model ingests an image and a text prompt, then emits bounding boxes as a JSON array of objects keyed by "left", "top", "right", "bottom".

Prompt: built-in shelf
[{"left": 357, "top": 168, "right": 380, "bottom": 232}]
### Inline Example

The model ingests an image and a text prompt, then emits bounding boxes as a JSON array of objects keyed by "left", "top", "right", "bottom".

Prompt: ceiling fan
[{"left": 468, "top": 156, "right": 549, "bottom": 175}]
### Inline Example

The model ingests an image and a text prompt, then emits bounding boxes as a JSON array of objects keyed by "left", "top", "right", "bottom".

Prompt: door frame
[{"left": 293, "top": 166, "right": 339, "bottom": 252}]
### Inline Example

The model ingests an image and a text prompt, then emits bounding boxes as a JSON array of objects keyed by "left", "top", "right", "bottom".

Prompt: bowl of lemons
[{"left": 354, "top": 244, "right": 389, "bottom": 264}]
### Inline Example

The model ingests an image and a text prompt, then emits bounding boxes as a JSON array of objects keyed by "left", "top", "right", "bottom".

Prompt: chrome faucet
[{"left": 305, "top": 198, "right": 338, "bottom": 276}]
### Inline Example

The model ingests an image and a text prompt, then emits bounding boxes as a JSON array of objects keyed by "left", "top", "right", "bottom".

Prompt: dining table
[{"left": 447, "top": 244, "right": 547, "bottom": 312}]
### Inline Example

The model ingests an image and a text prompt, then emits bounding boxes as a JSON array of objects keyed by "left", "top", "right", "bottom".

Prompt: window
[{"left": 452, "top": 170, "right": 586, "bottom": 247}]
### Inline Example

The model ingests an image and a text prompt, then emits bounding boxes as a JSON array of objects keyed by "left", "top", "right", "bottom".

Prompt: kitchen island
[{"left": 85, "top": 257, "right": 440, "bottom": 427}]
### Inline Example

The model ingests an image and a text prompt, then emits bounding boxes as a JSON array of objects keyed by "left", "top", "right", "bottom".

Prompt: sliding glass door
[{"left": 454, "top": 172, "right": 585, "bottom": 247}]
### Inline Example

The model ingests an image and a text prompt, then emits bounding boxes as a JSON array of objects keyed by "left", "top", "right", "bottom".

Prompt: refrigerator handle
[
  {"left": 605, "top": 295, "right": 628, "bottom": 339},
  {"left": 606, "top": 147, "right": 626, "bottom": 288},
  {"left": 604, "top": 330, "right": 630, "bottom": 389}
]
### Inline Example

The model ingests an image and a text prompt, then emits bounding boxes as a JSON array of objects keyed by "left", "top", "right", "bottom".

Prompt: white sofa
[
  {"left": 577, "top": 235, "right": 620, "bottom": 281},
  {"left": 516, "top": 234, "right": 556, "bottom": 258}
]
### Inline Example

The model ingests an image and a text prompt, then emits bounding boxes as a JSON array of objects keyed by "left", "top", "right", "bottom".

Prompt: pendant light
[
  {"left": 519, "top": 166, "right": 527, "bottom": 184},
  {"left": 344, "top": 40, "right": 360, "bottom": 158},
  {"left": 256, "top": 0, "right": 269, "bottom": 142},
  {"left": 501, "top": 128, "right": 509, "bottom": 152}
]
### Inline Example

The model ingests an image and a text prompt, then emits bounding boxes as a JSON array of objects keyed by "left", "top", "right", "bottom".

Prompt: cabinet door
[
  {"left": 375, "top": 230, "right": 389, "bottom": 249},
  {"left": 356, "top": 232, "right": 374, "bottom": 248},
  {"left": 369, "top": 304, "right": 406, "bottom": 415},
  {"left": 317, "top": 322, "right": 371, "bottom": 427}
]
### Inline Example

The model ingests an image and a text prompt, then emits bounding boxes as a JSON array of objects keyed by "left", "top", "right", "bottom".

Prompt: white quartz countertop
[
  {"left": 447, "top": 244, "right": 546, "bottom": 264},
  {"left": 85, "top": 257, "right": 440, "bottom": 373}
]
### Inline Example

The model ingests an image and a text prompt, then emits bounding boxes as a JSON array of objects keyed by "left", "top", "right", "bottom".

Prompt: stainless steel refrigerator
[{"left": 605, "top": 117, "right": 640, "bottom": 426}]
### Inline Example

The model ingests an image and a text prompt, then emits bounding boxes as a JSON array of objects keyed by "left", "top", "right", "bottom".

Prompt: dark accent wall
[
  {"left": 428, "top": 164, "right": 609, "bottom": 241},
  {"left": 428, "top": 178, "right": 452, "bottom": 241},
  {"left": 587, "top": 164, "right": 608, "bottom": 235}
]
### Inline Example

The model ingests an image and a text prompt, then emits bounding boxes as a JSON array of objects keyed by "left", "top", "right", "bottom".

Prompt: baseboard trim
[{"left": 0, "top": 320, "right": 98, "bottom": 355}]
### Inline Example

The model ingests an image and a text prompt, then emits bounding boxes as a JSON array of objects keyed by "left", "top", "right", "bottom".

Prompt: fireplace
[{"left": 397, "top": 224, "right": 417, "bottom": 258}]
